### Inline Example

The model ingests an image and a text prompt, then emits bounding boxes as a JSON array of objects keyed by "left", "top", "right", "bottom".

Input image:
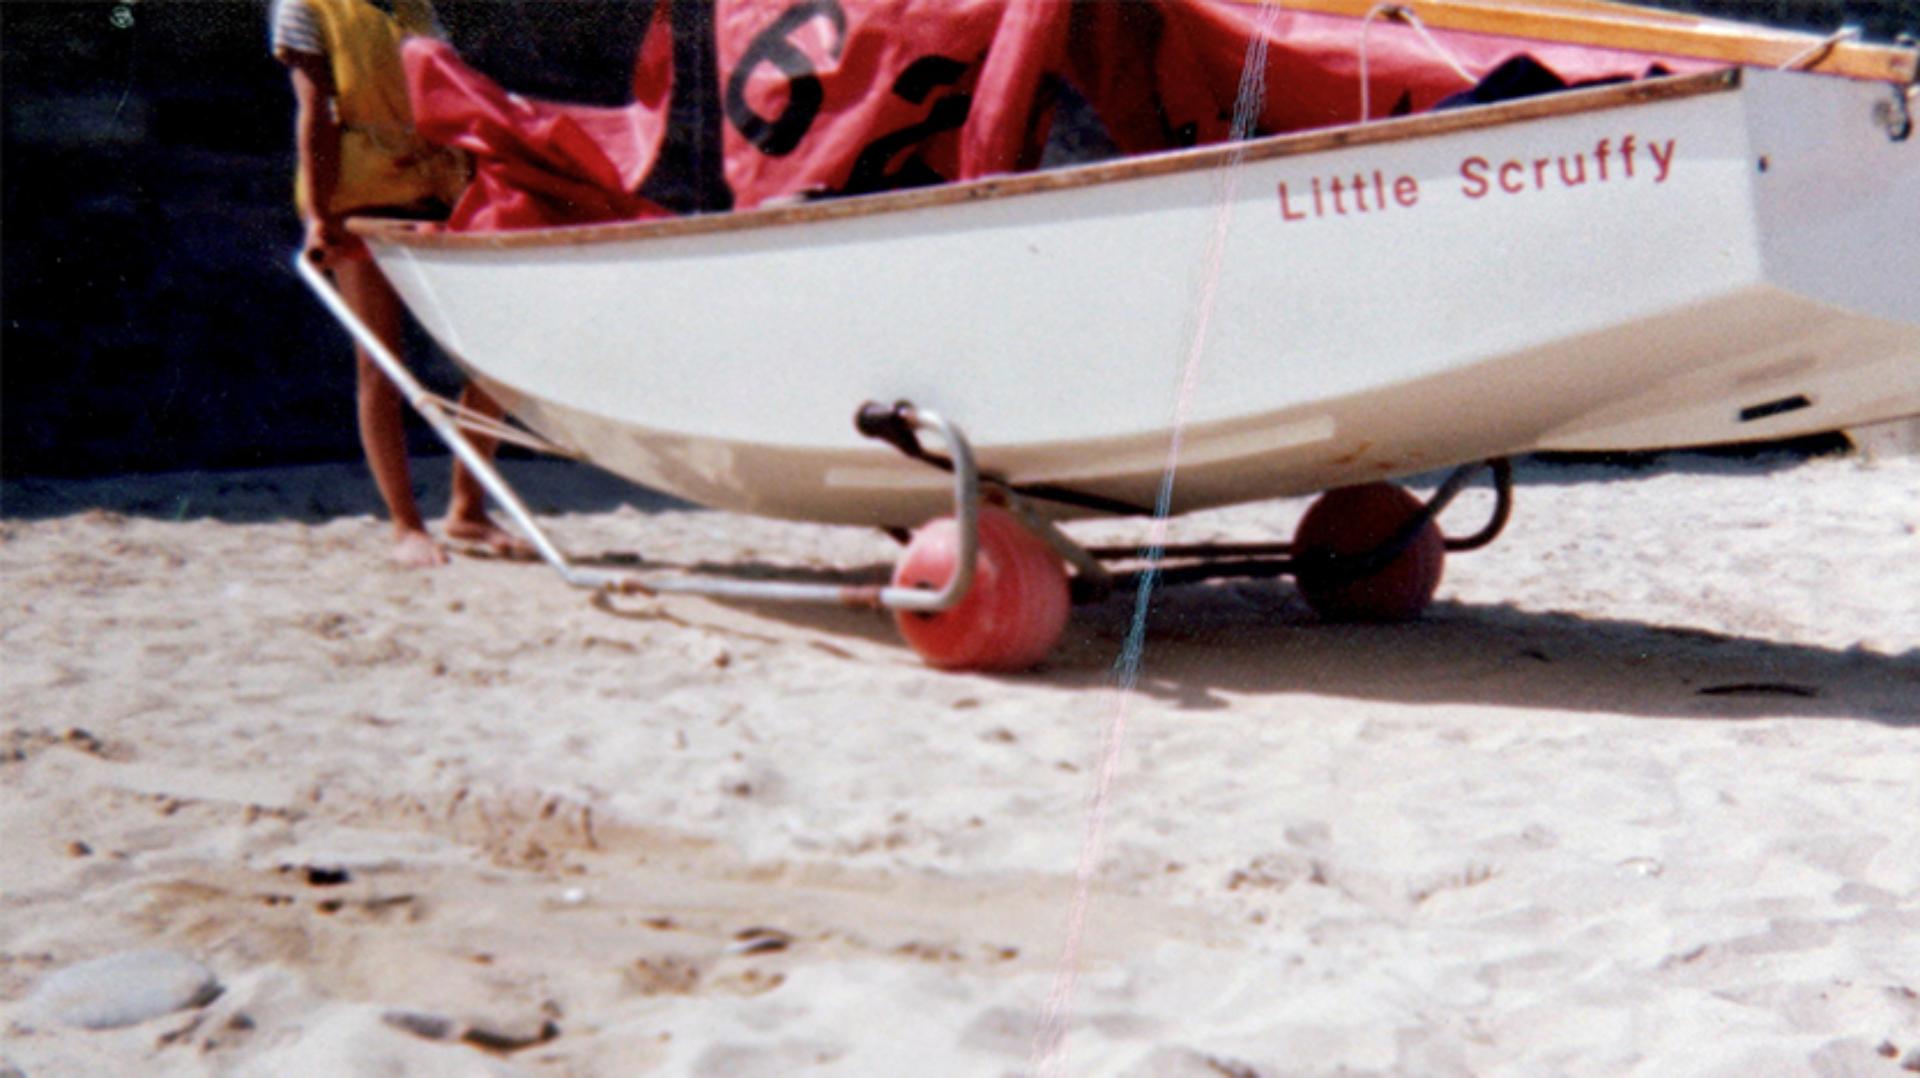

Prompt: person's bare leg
[
  {"left": 444, "top": 385, "right": 534, "bottom": 557},
  {"left": 336, "top": 258, "right": 446, "bottom": 567}
]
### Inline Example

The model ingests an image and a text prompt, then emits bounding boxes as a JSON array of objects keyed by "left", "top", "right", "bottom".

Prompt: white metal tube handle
[
  {"left": 294, "top": 252, "right": 604, "bottom": 585},
  {"left": 875, "top": 407, "right": 979, "bottom": 614}
]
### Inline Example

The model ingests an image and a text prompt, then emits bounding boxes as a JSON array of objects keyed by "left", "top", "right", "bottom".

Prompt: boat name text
[{"left": 1276, "top": 135, "right": 1677, "bottom": 222}]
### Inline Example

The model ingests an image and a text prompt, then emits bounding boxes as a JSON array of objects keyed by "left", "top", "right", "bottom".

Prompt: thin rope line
[
  {"left": 1359, "top": 3, "right": 1478, "bottom": 122},
  {"left": 1028, "top": 6, "right": 1280, "bottom": 1072},
  {"left": 1777, "top": 24, "right": 1860, "bottom": 70}
]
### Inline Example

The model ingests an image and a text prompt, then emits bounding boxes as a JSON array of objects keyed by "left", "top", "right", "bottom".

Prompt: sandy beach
[{"left": 2, "top": 449, "right": 1916, "bottom": 1075}]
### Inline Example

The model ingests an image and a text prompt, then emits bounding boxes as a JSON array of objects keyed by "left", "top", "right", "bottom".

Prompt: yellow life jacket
[{"left": 297, "top": 0, "right": 467, "bottom": 216}]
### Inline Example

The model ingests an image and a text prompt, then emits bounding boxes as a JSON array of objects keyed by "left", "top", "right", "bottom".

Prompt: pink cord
[{"left": 1029, "top": 6, "right": 1281, "bottom": 1070}]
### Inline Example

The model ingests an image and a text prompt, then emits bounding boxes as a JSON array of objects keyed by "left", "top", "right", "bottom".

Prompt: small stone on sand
[{"left": 28, "top": 951, "right": 221, "bottom": 1030}]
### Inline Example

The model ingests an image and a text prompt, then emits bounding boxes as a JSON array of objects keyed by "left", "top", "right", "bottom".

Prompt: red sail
[
  {"left": 402, "top": 3, "right": 673, "bottom": 231},
  {"left": 405, "top": 0, "right": 1715, "bottom": 230},
  {"left": 715, "top": 0, "right": 1070, "bottom": 206}
]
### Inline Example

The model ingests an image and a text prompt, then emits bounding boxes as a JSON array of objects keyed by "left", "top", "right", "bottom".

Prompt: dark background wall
[
  {"left": 1, "top": 0, "right": 660, "bottom": 480},
  {"left": 3, "top": 0, "right": 1916, "bottom": 481}
]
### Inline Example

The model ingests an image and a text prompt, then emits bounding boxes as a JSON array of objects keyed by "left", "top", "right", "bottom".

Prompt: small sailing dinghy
[{"left": 300, "top": 0, "right": 1919, "bottom": 669}]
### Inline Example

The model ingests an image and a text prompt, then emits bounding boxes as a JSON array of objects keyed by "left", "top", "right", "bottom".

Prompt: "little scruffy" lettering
[{"left": 1277, "top": 134, "right": 1679, "bottom": 222}]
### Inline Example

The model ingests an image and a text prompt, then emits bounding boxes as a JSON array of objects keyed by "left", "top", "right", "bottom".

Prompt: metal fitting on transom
[{"left": 1875, "top": 79, "right": 1914, "bottom": 141}]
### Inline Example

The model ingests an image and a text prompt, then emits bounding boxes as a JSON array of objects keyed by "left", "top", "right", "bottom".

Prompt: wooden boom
[{"left": 1225, "top": 0, "right": 1919, "bottom": 83}]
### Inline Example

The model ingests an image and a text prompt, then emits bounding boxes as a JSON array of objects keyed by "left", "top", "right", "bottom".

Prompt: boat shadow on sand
[
  {"left": 0, "top": 443, "right": 1844, "bottom": 523},
  {"left": 10, "top": 448, "right": 1910, "bottom": 728},
  {"left": 0, "top": 458, "right": 682, "bottom": 523},
  {"left": 692, "top": 571, "right": 1918, "bottom": 729}
]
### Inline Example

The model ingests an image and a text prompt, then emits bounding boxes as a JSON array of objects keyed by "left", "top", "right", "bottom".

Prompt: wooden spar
[{"left": 1220, "top": 0, "right": 1919, "bottom": 83}]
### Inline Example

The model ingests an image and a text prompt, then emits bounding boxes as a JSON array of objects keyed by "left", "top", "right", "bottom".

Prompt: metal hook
[
  {"left": 1885, "top": 35, "right": 1920, "bottom": 142},
  {"left": 1875, "top": 80, "right": 1914, "bottom": 141}
]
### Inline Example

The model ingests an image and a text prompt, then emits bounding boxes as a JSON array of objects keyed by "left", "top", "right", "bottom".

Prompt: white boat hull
[{"left": 368, "top": 68, "right": 1920, "bottom": 526}]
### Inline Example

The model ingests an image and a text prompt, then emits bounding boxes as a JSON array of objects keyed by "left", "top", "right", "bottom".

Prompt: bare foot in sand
[
  {"left": 392, "top": 526, "right": 451, "bottom": 568},
  {"left": 444, "top": 516, "right": 536, "bottom": 560}
]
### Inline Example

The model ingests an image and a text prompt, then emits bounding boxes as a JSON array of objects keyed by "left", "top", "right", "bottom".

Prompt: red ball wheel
[
  {"left": 891, "top": 505, "right": 1070, "bottom": 671},
  {"left": 1292, "top": 483, "right": 1444, "bottom": 622}
]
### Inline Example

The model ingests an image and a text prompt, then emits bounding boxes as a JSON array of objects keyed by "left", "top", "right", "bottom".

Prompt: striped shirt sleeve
[{"left": 269, "top": 0, "right": 325, "bottom": 58}]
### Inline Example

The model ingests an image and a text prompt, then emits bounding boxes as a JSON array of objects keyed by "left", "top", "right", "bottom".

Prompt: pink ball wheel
[
  {"left": 891, "top": 505, "right": 1070, "bottom": 671},
  {"left": 1291, "top": 483, "right": 1445, "bottom": 622}
]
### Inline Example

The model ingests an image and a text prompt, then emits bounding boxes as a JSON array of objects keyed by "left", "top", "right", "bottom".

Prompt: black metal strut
[
  {"left": 856, "top": 400, "right": 1152, "bottom": 517},
  {"left": 1098, "top": 459, "right": 1515, "bottom": 593}
]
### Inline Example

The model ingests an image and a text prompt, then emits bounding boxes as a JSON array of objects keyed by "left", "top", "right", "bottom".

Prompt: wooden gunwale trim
[
  {"left": 357, "top": 68, "right": 1740, "bottom": 253},
  {"left": 1220, "top": 0, "right": 1919, "bottom": 83}
]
